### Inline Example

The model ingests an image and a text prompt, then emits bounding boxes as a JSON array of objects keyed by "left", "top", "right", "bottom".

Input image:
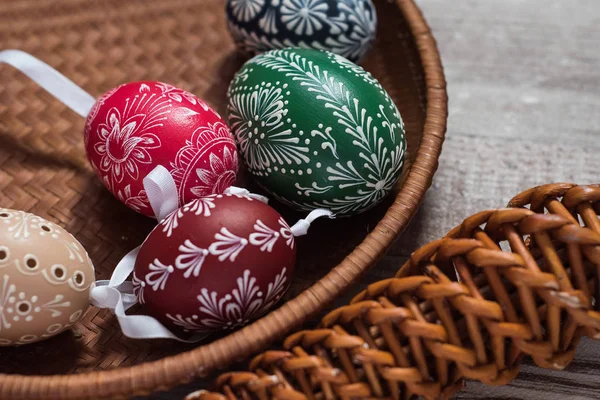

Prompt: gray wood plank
[
  {"left": 387, "top": 132, "right": 600, "bottom": 257},
  {"left": 456, "top": 338, "right": 600, "bottom": 399},
  {"left": 416, "top": 0, "right": 600, "bottom": 142},
  {"left": 407, "top": 0, "right": 600, "bottom": 398}
]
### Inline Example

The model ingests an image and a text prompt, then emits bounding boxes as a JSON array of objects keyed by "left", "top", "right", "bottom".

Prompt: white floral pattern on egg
[
  {"left": 226, "top": 0, "right": 378, "bottom": 63},
  {"left": 0, "top": 208, "right": 94, "bottom": 346}
]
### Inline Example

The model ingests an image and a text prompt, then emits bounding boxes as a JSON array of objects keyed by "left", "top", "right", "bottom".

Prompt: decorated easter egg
[
  {"left": 226, "top": 0, "right": 377, "bottom": 63},
  {"left": 132, "top": 194, "right": 295, "bottom": 333},
  {"left": 0, "top": 208, "right": 94, "bottom": 346},
  {"left": 227, "top": 48, "right": 407, "bottom": 216},
  {"left": 84, "top": 81, "right": 238, "bottom": 217}
]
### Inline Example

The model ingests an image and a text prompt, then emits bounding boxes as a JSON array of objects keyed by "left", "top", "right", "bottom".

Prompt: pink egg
[
  {"left": 84, "top": 81, "right": 238, "bottom": 217},
  {"left": 133, "top": 194, "right": 295, "bottom": 333}
]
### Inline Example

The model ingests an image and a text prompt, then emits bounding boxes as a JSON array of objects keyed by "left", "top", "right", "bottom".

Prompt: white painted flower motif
[
  {"left": 197, "top": 289, "right": 234, "bottom": 329},
  {"left": 184, "top": 268, "right": 290, "bottom": 332},
  {"left": 227, "top": 21, "right": 297, "bottom": 55},
  {"left": 39, "top": 294, "right": 71, "bottom": 318},
  {"left": 0, "top": 275, "right": 16, "bottom": 331},
  {"left": 278, "top": 217, "right": 295, "bottom": 249},
  {"left": 145, "top": 259, "right": 174, "bottom": 291},
  {"left": 165, "top": 313, "right": 205, "bottom": 332},
  {"left": 230, "top": 0, "right": 265, "bottom": 22},
  {"left": 132, "top": 272, "right": 146, "bottom": 304},
  {"left": 322, "top": 144, "right": 405, "bottom": 214},
  {"left": 197, "top": 270, "right": 264, "bottom": 329},
  {"left": 226, "top": 0, "right": 374, "bottom": 62},
  {"left": 101, "top": 176, "right": 148, "bottom": 213},
  {"left": 121, "top": 187, "right": 148, "bottom": 212},
  {"left": 191, "top": 147, "right": 239, "bottom": 197},
  {"left": 161, "top": 209, "right": 184, "bottom": 238},
  {"left": 208, "top": 228, "right": 248, "bottom": 262},
  {"left": 170, "top": 122, "right": 236, "bottom": 201},
  {"left": 94, "top": 107, "right": 161, "bottom": 183},
  {"left": 154, "top": 82, "right": 199, "bottom": 105},
  {"left": 249, "top": 220, "right": 280, "bottom": 252},
  {"left": 228, "top": 83, "right": 310, "bottom": 171},
  {"left": 85, "top": 86, "right": 119, "bottom": 147},
  {"left": 258, "top": 6, "right": 278, "bottom": 34},
  {"left": 329, "top": 52, "right": 379, "bottom": 86},
  {"left": 229, "top": 269, "right": 264, "bottom": 322},
  {"left": 60, "top": 240, "right": 84, "bottom": 262},
  {"left": 257, "top": 267, "right": 288, "bottom": 314},
  {"left": 323, "top": 1, "right": 377, "bottom": 61},
  {"left": 281, "top": 0, "right": 328, "bottom": 36},
  {"left": 176, "top": 240, "right": 209, "bottom": 279},
  {"left": 1, "top": 210, "right": 35, "bottom": 240},
  {"left": 183, "top": 197, "right": 216, "bottom": 217}
]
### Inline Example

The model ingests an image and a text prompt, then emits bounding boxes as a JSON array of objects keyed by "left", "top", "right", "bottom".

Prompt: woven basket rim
[{"left": 0, "top": 0, "right": 448, "bottom": 398}]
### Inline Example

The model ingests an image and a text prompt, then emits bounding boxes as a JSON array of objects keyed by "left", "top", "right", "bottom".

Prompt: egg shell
[
  {"left": 133, "top": 194, "right": 295, "bottom": 333},
  {"left": 227, "top": 48, "right": 407, "bottom": 216},
  {"left": 0, "top": 208, "right": 94, "bottom": 346},
  {"left": 226, "top": 0, "right": 377, "bottom": 63},
  {"left": 84, "top": 81, "right": 239, "bottom": 217}
]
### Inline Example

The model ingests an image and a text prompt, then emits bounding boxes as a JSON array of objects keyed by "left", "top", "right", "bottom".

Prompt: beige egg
[{"left": 0, "top": 208, "right": 94, "bottom": 346}]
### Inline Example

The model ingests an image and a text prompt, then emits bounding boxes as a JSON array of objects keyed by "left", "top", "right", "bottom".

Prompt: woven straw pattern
[
  {"left": 0, "top": 0, "right": 446, "bottom": 398},
  {"left": 196, "top": 183, "right": 600, "bottom": 400}
]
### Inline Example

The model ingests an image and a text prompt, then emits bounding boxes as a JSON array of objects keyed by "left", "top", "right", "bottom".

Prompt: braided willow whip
[{"left": 190, "top": 183, "right": 600, "bottom": 400}]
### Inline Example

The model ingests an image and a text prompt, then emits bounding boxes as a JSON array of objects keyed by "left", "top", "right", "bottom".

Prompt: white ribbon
[
  {"left": 290, "top": 208, "right": 335, "bottom": 236},
  {"left": 143, "top": 165, "right": 180, "bottom": 222},
  {"left": 90, "top": 282, "right": 206, "bottom": 342},
  {"left": 224, "top": 186, "right": 269, "bottom": 203},
  {"left": 0, "top": 49, "right": 96, "bottom": 118},
  {"left": 110, "top": 246, "right": 141, "bottom": 287},
  {"left": 91, "top": 281, "right": 137, "bottom": 312}
]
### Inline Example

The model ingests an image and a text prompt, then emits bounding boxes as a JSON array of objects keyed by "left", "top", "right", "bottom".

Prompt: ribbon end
[
  {"left": 224, "top": 186, "right": 269, "bottom": 204},
  {"left": 290, "top": 208, "right": 335, "bottom": 237}
]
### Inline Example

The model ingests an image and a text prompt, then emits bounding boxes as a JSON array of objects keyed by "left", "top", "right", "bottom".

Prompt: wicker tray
[{"left": 0, "top": 0, "right": 447, "bottom": 398}]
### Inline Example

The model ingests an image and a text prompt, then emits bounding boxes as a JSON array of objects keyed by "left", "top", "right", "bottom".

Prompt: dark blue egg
[{"left": 225, "top": 0, "right": 377, "bottom": 63}]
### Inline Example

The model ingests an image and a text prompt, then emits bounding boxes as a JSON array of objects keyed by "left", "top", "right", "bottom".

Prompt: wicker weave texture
[
  {"left": 0, "top": 0, "right": 446, "bottom": 398},
  {"left": 196, "top": 183, "right": 600, "bottom": 400}
]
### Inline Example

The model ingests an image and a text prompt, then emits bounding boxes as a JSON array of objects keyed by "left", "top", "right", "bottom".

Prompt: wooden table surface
[
  {"left": 413, "top": 1, "right": 600, "bottom": 398},
  {"left": 157, "top": 0, "right": 600, "bottom": 398}
]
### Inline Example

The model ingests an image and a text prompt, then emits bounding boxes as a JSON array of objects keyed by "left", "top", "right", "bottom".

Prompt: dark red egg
[
  {"left": 132, "top": 194, "right": 295, "bottom": 333},
  {"left": 84, "top": 81, "right": 238, "bottom": 217}
]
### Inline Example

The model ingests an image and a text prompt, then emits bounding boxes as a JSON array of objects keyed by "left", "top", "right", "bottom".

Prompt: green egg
[{"left": 227, "top": 48, "right": 407, "bottom": 216}]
